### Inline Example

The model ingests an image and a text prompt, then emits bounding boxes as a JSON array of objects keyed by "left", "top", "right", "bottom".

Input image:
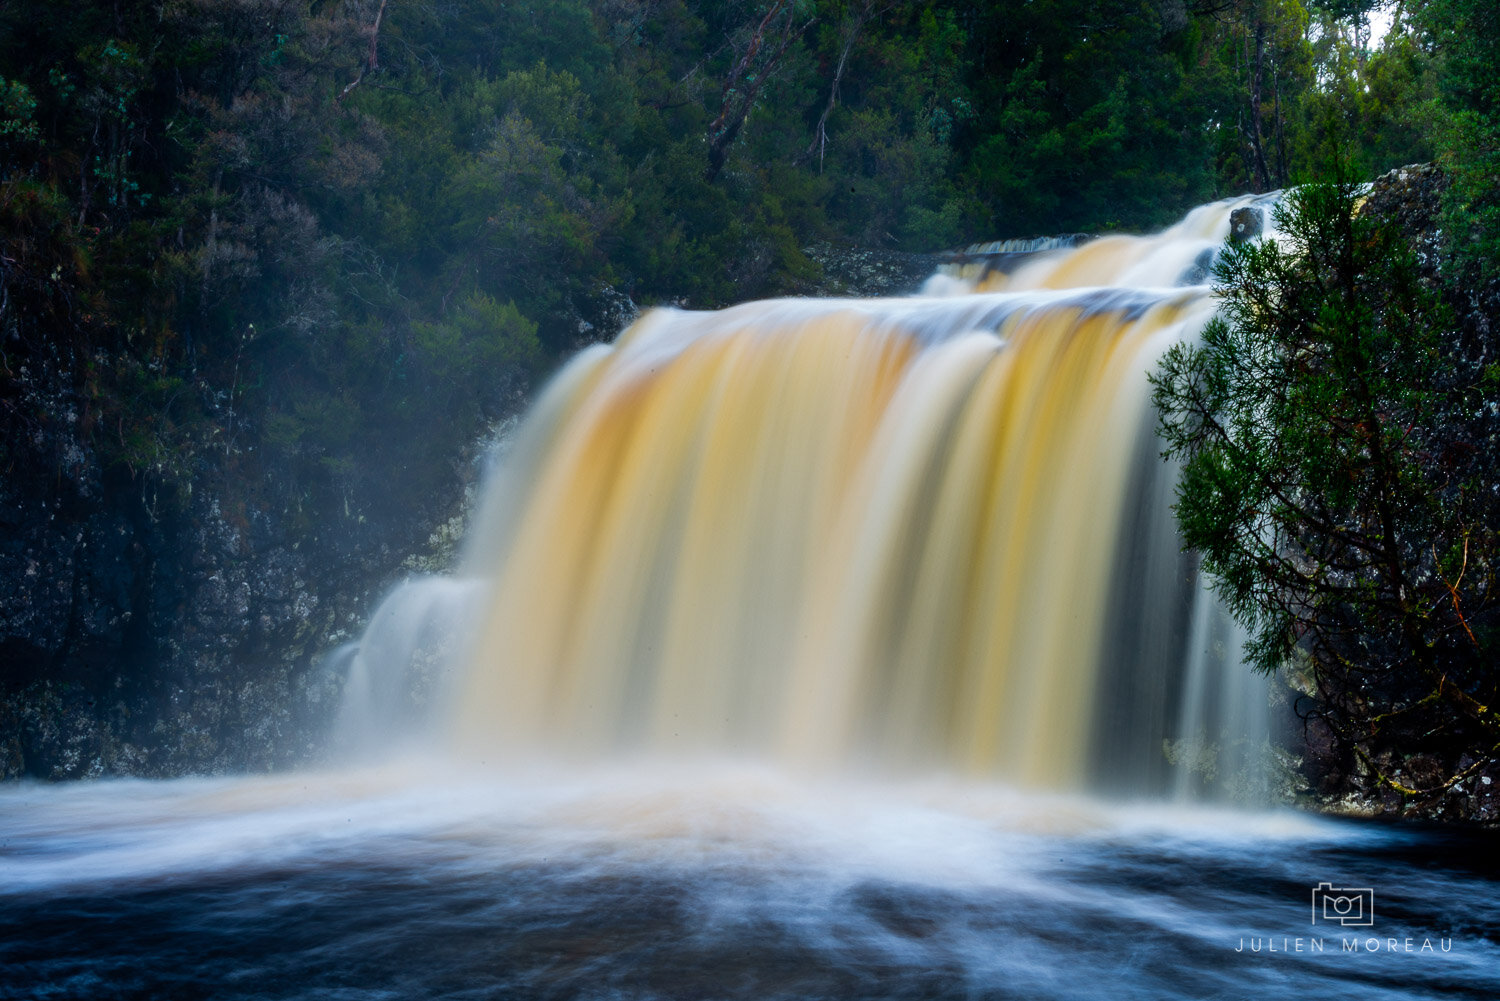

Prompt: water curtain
[{"left": 343, "top": 196, "right": 1278, "bottom": 796}]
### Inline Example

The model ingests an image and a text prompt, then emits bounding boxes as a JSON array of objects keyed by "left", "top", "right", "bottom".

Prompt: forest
[
  {"left": 1, "top": 0, "right": 1498, "bottom": 804},
  {"left": 3, "top": 0, "right": 1480, "bottom": 507}
]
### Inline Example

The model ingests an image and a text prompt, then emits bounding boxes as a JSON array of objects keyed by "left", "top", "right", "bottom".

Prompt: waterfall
[{"left": 339, "top": 195, "right": 1278, "bottom": 797}]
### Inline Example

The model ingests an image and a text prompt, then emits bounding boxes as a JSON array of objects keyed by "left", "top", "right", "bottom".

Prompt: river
[{"left": 2, "top": 761, "right": 1494, "bottom": 999}]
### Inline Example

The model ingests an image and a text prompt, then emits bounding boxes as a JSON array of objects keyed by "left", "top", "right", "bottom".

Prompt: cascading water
[
  {"left": 343, "top": 193, "right": 1276, "bottom": 796},
  {"left": 6, "top": 195, "right": 1494, "bottom": 1001}
]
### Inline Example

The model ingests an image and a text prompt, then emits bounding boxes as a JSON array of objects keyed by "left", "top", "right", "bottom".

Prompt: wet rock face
[
  {"left": 570, "top": 281, "right": 640, "bottom": 347},
  {"left": 798, "top": 243, "right": 947, "bottom": 298},
  {"left": 0, "top": 461, "right": 342, "bottom": 779},
  {"left": 0, "top": 261, "right": 551, "bottom": 781},
  {"left": 0, "top": 378, "right": 483, "bottom": 780},
  {"left": 1359, "top": 163, "right": 1448, "bottom": 274},
  {"left": 1361, "top": 162, "right": 1500, "bottom": 381},
  {"left": 2, "top": 478, "right": 138, "bottom": 777}
]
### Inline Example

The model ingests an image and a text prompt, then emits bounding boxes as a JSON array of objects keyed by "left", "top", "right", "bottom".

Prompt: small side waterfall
[{"left": 339, "top": 195, "right": 1278, "bottom": 797}]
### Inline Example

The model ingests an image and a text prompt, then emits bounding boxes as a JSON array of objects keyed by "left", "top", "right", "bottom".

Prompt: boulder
[{"left": 1229, "top": 206, "right": 1263, "bottom": 243}]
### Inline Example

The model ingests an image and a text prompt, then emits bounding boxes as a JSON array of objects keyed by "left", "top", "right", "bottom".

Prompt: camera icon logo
[{"left": 1311, "top": 882, "right": 1375, "bottom": 926}]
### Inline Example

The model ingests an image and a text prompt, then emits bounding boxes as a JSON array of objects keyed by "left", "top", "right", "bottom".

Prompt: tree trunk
[
  {"left": 1248, "top": 18, "right": 1272, "bottom": 193},
  {"left": 704, "top": 1, "right": 809, "bottom": 182}
]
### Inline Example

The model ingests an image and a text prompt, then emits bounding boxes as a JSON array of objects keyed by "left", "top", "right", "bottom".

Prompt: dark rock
[
  {"left": 797, "top": 243, "right": 947, "bottom": 298},
  {"left": 0, "top": 360, "right": 503, "bottom": 779},
  {"left": 569, "top": 281, "right": 639, "bottom": 347},
  {"left": 1176, "top": 248, "right": 1217, "bottom": 286},
  {"left": 1229, "top": 206, "right": 1263, "bottom": 243}
]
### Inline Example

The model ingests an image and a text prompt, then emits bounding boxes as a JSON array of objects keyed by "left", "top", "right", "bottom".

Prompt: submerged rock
[{"left": 1176, "top": 247, "right": 1217, "bottom": 286}]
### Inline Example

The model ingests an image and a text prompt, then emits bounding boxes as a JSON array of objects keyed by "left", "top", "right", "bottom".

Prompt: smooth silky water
[{"left": 3, "top": 198, "right": 1496, "bottom": 1000}]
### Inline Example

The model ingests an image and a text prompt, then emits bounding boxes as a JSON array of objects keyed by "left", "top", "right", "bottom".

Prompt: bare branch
[{"left": 338, "top": 0, "right": 389, "bottom": 104}]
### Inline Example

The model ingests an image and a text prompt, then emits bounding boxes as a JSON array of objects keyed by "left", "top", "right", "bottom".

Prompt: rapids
[{"left": 1, "top": 765, "right": 1495, "bottom": 999}]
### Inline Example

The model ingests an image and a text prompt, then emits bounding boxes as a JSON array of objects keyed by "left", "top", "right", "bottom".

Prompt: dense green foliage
[
  {"left": 0, "top": 0, "right": 1460, "bottom": 517},
  {"left": 1420, "top": 0, "right": 1500, "bottom": 279},
  {"left": 1150, "top": 0, "right": 1500, "bottom": 801},
  {"left": 1153, "top": 176, "right": 1500, "bottom": 796}
]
